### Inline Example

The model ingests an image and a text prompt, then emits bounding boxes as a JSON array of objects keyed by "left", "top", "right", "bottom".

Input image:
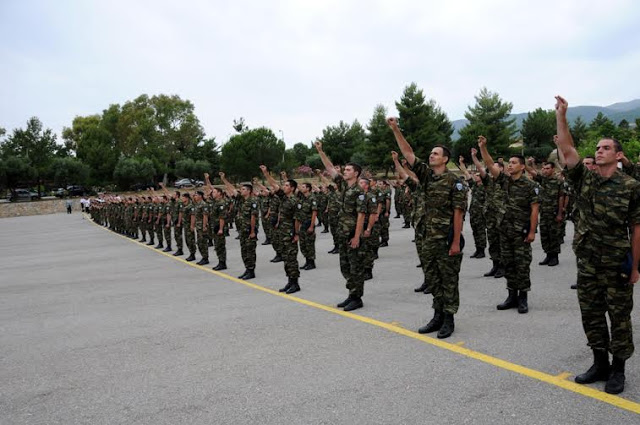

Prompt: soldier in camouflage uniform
[
  {"left": 275, "top": 178, "right": 302, "bottom": 294},
  {"left": 459, "top": 155, "right": 487, "bottom": 259},
  {"left": 389, "top": 118, "right": 467, "bottom": 339},
  {"left": 153, "top": 196, "right": 165, "bottom": 249},
  {"left": 527, "top": 159, "right": 565, "bottom": 266},
  {"left": 326, "top": 185, "right": 340, "bottom": 254},
  {"left": 360, "top": 177, "right": 379, "bottom": 281},
  {"left": 160, "top": 196, "right": 172, "bottom": 252},
  {"left": 315, "top": 140, "right": 367, "bottom": 312},
  {"left": 479, "top": 136, "right": 539, "bottom": 314},
  {"left": 183, "top": 193, "right": 197, "bottom": 261},
  {"left": 556, "top": 95, "right": 639, "bottom": 395},
  {"left": 378, "top": 180, "right": 392, "bottom": 247},
  {"left": 317, "top": 186, "right": 330, "bottom": 233},
  {"left": 296, "top": 183, "right": 318, "bottom": 271},
  {"left": 160, "top": 185, "right": 184, "bottom": 257},
  {"left": 192, "top": 191, "right": 209, "bottom": 265}
]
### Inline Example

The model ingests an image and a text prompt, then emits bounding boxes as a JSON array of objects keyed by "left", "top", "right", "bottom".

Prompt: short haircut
[
  {"left": 303, "top": 182, "right": 312, "bottom": 190},
  {"left": 584, "top": 155, "right": 595, "bottom": 161},
  {"left": 196, "top": 191, "right": 204, "bottom": 197},
  {"left": 345, "top": 162, "right": 362, "bottom": 177},
  {"left": 175, "top": 191, "right": 181, "bottom": 197},
  {"left": 511, "top": 155, "right": 525, "bottom": 165},
  {"left": 434, "top": 145, "right": 451, "bottom": 163},
  {"left": 543, "top": 161, "right": 555, "bottom": 168},
  {"left": 162, "top": 195, "right": 168, "bottom": 200},
  {"left": 242, "top": 183, "right": 253, "bottom": 191},
  {"left": 212, "top": 187, "right": 223, "bottom": 195},
  {"left": 601, "top": 138, "right": 623, "bottom": 152},
  {"left": 287, "top": 179, "right": 298, "bottom": 190},
  {"left": 182, "top": 193, "right": 191, "bottom": 200}
]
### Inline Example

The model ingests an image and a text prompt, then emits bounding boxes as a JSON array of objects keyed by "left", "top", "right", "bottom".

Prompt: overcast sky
[{"left": 1, "top": 0, "right": 639, "bottom": 147}]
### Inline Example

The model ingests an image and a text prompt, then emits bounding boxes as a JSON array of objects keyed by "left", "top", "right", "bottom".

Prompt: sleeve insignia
[{"left": 455, "top": 182, "right": 464, "bottom": 191}]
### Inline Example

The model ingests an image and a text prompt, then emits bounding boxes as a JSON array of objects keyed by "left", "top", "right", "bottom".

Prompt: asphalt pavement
[{"left": 0, "top": 212, "right": 638, "bottom": 424}]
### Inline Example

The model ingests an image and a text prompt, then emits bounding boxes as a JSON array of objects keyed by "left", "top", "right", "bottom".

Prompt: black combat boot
[
  {"left": 238, "top": 270, "right": 248, "bottom": 279},
  {"left": 494, "top": 264, "right": 505, "bottom": 279},
  {"left": 364, "top": 268, "right": 373, "bottom": 281},
  {"left": 173, "top": 249, "right": 184, "bottom": 256},
  {"left": 343, "top": 297, "right": 363, "bottom": 312},
  {"left": 575, "top": 349, "right": 610, "bottom": 384},
  {"left": 299, "top": 260, "right": 309, "bottom": 270},
  {"left": 337, "top": 295, "right": 352, "bottom": 308},
  {"left": 146, "top": 240, "right": 155, "bottom": 246},
  {"left": 285, "top": 278, "right": 300, "bottom": 294},
  {"left": 261, "top": 239, "right": 271, "bottom": 245},
  {"left": 185, "top": 254, "right": 196, "bottom": 262},
  {"left": 271, "top": 254, "right": 283, "bottom": 263},
  {"left": 305, "top": 260, "right": 316, "bottom": 270},
  {"left": 321, "top": 228, "right": 329, "bottom": 233},
  {"left": 497, "top": 289, "right": 518, "bottom": 310},
  {"left": 379, "top": 240, "right": 389, "bottom": 247},
  {"left": 212, "top": 261, "right": 227, "bottom": 271},
  {"left": 570, "top": 283, "right": 577, "bottom": 290},
  {"left": 605, "top": 357, "right": 626, "bottom": 394},
  {"left": 163, "top": 246, "right": 172, "bottom": 252},
  {"left": 418, "top": 310, "right": 444, "bottom": 334},
  {"left": 330, "top": 246, "right": 340, "bottom": 253},
  {"left": 484, "top": 261, "right": 498, "bottom": 277},
  {"left": 155, "top": 243, "right": 163, "bottom": 249},
  {"left": 196, "top": 258, "right": 209, "bottom": 266},
  {"left": 517, "top": 291, "right": 529, "bottom": 314},
  {"left": 547, "top": 253, "right": 559, "bottom": 267},
  {"left": 243, "top": 269, "right": 255, "bottom": 280},
  {"left": 414, "top": 281, "right": 428, "bottom": 292},
  {"left": 437, "top": 313, "right": 455, "bottom": 339},
  {"left": 402, "top": 223, "right": 410, "bottom": 228},
  {"left": 140, "top": 237, "right": 146, "bottom": 242},
  {"left": 539, "top": 254, "right": 551, "bottom": 265},
  {"left": 423, "top": 284, "right": 433, "bottom": 295},
  {"left": 279, "top": 278, "right": 293, "bottom": 293},
  {"left": 471, "top": 249, "right": 485, "bottom": 258}
]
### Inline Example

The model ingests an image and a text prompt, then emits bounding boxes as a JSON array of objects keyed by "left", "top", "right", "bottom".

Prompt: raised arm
[
  {"left": 525, "top": 157, "right": 538, "bottom": 178},
  {"left": 458, "top": 156, "right": 471, "bottom": 180},
  {"left": 470, "top": 148, "right": 486, "bottom": 178},
  {"left": 219, "top": 171, "right": 238, "bottom": 197},
  {"left": 477, "top": 135, "right": 500, "bottom": 178},
  {"left": 259, "top": 165, "right": 280, "bottom": 190},
  {"left": 315, "top": 169, "right": 331, "bottom": 186},
  {"left": 387, "top": 117, "right": 416, "bottom": 166},
  {"left": 391, "top": 151, "right": 408, "bottom": 180},
  {"left": 314, "top": 140, "right": 339, "bottom": 178},
  {"left": 554, "top": 96, "right": 580, "bottom": 169}
]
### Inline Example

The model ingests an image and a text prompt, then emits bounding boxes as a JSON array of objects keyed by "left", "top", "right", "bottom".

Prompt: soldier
[
  {"left": 526, "top": 159, "right": 565, "bottom": 266},
  {"left": 316, "top": 170, "right": 341, "bottom": 254},
  {"left": 159, "top": 184, "right": 184, "bottom": 257},
  {"left": 297, "top": 183, "right": 317, "bottom": 271},
  {"left": 317, "top": 185, "right": 330, "bottom": 233},
  {"left": 191, "top": 191, "right": 209, "bottom": 265},
  {"left": 261, "top": 167, "right": 284, "bottom": 263},
  {"left": 220, "top": 172, "right": 259, "bottom": 279},
  {"left": 359, "top": 177, "right": 379, "bottom": 281},
  {"left": 389, "top": 117, "right": 467, "bottom": 339},
  {"left": 478, "top": 135, "right": 539, "bottom": 314},
  {"left": 556, "top": 95, "right": 639, "bottom": 394},
  {"left": 315, "top": 140, "right": 367, "bottom": 312},
  {"left": 146, "top": 197, "right": 157, "bottom": 246},
  {"left": 459, "top": 155, "right": 486, "bottom": 259},
  {"left": 204, "top": 173, "right": 227, "bottom": 271},
  {"left": 183, "top": 193, "right": 197, "bottom": 262},
  {"left": 161, "top": 195, "right": 172, "bottom": 252},
  {"left": 378, "top": 180, "right": 392, "bottom": 247},
  {"left": 153, "top": 195, "right": 165, "bottom": 250}
]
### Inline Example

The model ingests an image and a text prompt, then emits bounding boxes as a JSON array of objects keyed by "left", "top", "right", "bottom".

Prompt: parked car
[
  {"left": 130, "top": 182, "right": 157, "bottom": 191},
  {"left": 174, "top": 178, "right": 195, "bottom": 189},
  {"left": 66, "top": 185, "right": 86, "bottom": 196},
  {"left": 54, "top": 188, "right": 67, "bottom": 198},
  {"left": 8, "top": 188, "right": 40, "bottom": 202}
]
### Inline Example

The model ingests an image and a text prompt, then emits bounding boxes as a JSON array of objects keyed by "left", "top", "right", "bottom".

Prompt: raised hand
[
  {"left": 391, "top": 151, "right": 399, "bottom": 161},
  {"left": 386, "top": 117, "right": 398, "bottom": 128},
  {"left": 219, "top": 171, "right": 225, "bottom": 178},
  {"left": 471, "top": 148, "right": 478, "bottom": 156},
  {"left": 259, "top": 165, "right": 267, "bottom": 172},
  {"left": 204, "top": 173, "right": 209, "bottom": 179},
  {"left": 314, "top": 140, "right": 323, "bottom": 151},
  {"left": 477, "top": 135, "right": 487, "bottom": 148},
  {"left": 459, "top": 155, "right": 465, "bottom": 165},
  {"left": 555, "top": 96, "right": 568, "bottom": 115}
]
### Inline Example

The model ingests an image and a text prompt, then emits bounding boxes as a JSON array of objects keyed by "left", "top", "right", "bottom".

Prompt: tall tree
[
  {"left": 588, "top": 112, "right": 617, "bottom": 139},
  {"left": 364, "top": 104, "right": 395, "bottom": 174},
  {"left": 220, "top": 127, "right": 285, "bottom": 180},
  {"left": 570, "top": 116, "right": 588, "bottom": 147},
  {"left": 395, "top": 83, "right": 453, "bottom": 160},
  {"left": 49, "top": 157, "right": 90, "bottom": 188},
  {"left": 455, "top": 88, "right": 517, "bottom": 161},
  {"left": 320, "top": 120, "right": 366, "bottom": 165},
  {"left": 521, "top": 108, "right": 556, "bottom": 160},
  {"left": 291, "top": 142, "right": 312, "bottom": 165}
]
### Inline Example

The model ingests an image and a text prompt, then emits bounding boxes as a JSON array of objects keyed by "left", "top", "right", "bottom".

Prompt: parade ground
[{"left": 1, "top": 212, "right": 639, "bottom": 424}]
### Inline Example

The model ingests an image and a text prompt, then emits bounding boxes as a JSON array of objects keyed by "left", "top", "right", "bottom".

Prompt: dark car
[
  {"left": 8, "top": 189, "right": 40, "bottom": 202},
  {"left": 130, "top": 182, "right": 157, "bottom": 191},
  {"left": 54, "top": 188, "right": 67, "bottom": 198},
  {"left": 66, "top": 185, "right": 86, "bottom": 196}
]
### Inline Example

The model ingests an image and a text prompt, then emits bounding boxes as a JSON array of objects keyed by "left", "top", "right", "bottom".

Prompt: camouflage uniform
[
  {"left": 277, "top": 190, "right": 300, "bottom": 279},
  {"left": 409, "top": 158, "right": 467, "bottom": 314},
  {"left": 237, "top": 195, "right": 260, "bottom": 270},
  {"left": 172, "top": 199, "right": 184, "bottom": 251},
  {"left": 183, "top": 201, "right": 196, "bottom": 256},
  {"left": 482, "top": 173, "right": 505, "bottom": 265},
  {"left": 379, "top": 186, "right": 391, "bottom": 243},
  {"left": 406, "top": 179, "right": 431, "bottom": 285},
  {"left": 268, "top": 193, "right": 283, "bottom": 258},
  {"left": 296, "top": 193, "right": 317, "bottom": 262},
  {"left": 535, "top": 174, "right": 564, "bottom": 255},
  {"left": 154, "top": 204, "right": 164, "bottom": 246},
  {"left": 162, "top": 202, "right": 172, "bottom": 248},
  {"left": 334, "top": 174, "right": 367, "bottom": 298},
  {"left": 467, "top": 178, "right": 487, "bottom": 252},
  {"left": 568, "top": 162, "right": 639, "bottom": 360},
  {"left": 496, "top": 172, "right": 539, "bottom": 292},
  {"left": 362, "top": 190, "right": 379, "bottom": 272},
  {"left": 210, "top": 198, "right": 227, "bottom": 264},
  {"left": 194, "top": 200, "right": 209, "bottom": 261},
  {"left": 327, "top": 189, "right": 341, "bottom": 248}
]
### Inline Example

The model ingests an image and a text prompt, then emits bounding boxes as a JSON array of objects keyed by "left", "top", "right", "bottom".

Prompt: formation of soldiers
[{"left": 87, "top": 96, "right": 636, "bottom": 396}]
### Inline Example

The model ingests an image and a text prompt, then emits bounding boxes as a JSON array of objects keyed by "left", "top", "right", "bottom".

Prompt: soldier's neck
[
  {"left": 510, "top": 171, "right": 523, "bottom": 180},
  {"left": 597, "top": 163, "right": 618, "bottom": 179},
  {"left": 431, "top": 164, "right": 446, "bottom": 175}
]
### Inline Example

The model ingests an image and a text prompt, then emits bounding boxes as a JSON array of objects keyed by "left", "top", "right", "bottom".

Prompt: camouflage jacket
[
  {"left": 334, "top": 174, "right": 366, "bottom": 234},
  {"left": 534, "top": 174, "right": 564, "bottom": 215},
  {"left": 496, "top": 172, "right": 539, "bottom": 230}
]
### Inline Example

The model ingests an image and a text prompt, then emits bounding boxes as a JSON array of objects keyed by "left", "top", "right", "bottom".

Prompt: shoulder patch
[
  {"left": 455, "top": 182, "right": 464, "bottom": 191},
  {"left": 358, "top": 194, "right": 365, "bottom": 201},
  {"left": 372, "top": 197, "right": 376, "bottom": 202},
  {"left": 534, "top": 187, "right": 540, "bottom": 195},
  {"left": 312, "top": 201, "right": 316, "bottom": 205},
  {"left": 252, "top": 203, "right": 257, "bottom": 208},
  {"left": 297, "top": 203, "right": 302, "bottom": 209}
]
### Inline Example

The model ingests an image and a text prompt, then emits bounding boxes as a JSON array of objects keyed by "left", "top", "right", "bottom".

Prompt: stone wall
[{"left": 0, "top": 199, "right": 82, "bottom": 219}]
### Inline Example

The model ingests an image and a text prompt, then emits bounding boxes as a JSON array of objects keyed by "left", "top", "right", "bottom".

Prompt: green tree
[
  {"left": 188, "top": 138, "right": 220, "bottom": 172},
  {"left": 1, "top": 117, "right": 58, "bottom": 196},
  {"left": 588, "top": 112, "right": 617, "bottom": 139},
  {"left": 617, "top": 119, "right": 633, "bottom": 143},
  {"left": 291, "top": 142, "right": 312, "bottom": 165},
  {"left": 320, "top": 120, "right": 366, "bottom": 165},
  {"left": 395, "top": 83, "right": 453, "bottom": 160},
  {"left": 304, "top": 153, "right": 323, "bottom": 170},
  {"left": 455, "top": 88, "right": 517, "bottom": 161},
  {"left": 49, "top": 157, "right": 90, "bottom": 188},
  {"left": 570, "top": 116, "right": 588, "bottom": 147},
  {"left": 521, "top": 108, "right": 556, "bottom": 160},
  {"left": 363, "top": 104, "right": 395, "bottom": 175},
  {"left": 220, "top": 127, "right": 285, "bottom": 180},
  {"left": 113, "top": 157, "right": 157, "bottom": 190},
  {"left": 0, "top": 156, "right": 36, "bottom": 194},
  {"left": 175, "top": 158, "right": 212, "bottom": 179}
]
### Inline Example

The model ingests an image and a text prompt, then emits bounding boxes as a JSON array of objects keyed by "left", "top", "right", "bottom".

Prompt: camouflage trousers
[
  {"left": 212, "top": 231, "right": 226, "bottom": 263},
  {"left": 500, "top": 227, "right": 532, "bottom": 291},
  {"left": 539, "top": 212, "right": 562, "bottom": 254},
  {"left": 196, "top": 226, "right": 209, "bottom": 260},
  {"left": 380, "top": 214, "right": 390, "bottom": 242},
  {"left": 422, "top": 238, "right": 462, "bottom": 314},
  {"left": 577, "top": 259, "right": 634, "bottom": 360},
  {"left": 415, "top": 222, "right": 429, "bottom": 280},
  {"left": 155, "top": 221, "right": 164, "bottom": 245},
  {"left": 163, "top": 224, "right": 172, "bottom": 248},
  {"left": 338, "top": 235, "right": 365, "bottom": 298},
  {"left": 281, "top": 228, "right": 299, "bottom": 279},
  {"left": 329, "top": 213, "right": 340, "bottom": 247},
  {"left": 185, "top": 226, "right": 196, "bottom": 255},
  {"left": 362, "top": 226, "right": 380, "bottom": 270},
  {"left": 174, "top": 223, "right": 183, "bottom": 250},
  {"left": 271, "top": 223, "right": 283, "bottom": 256},
  {"left": 146, "top": 221, "right": 155, "bottom": 242},
  {"left": 239, "top": 232, "right": 257, "bottom": 270},
  {"left": 299, "top": 230, "right": 316, "bottom": 261},
  {"left": 486, "top": 223, "right": 501, "bottom": 263},
  {"left": 469, "top": 208, "right": 486, "bottom": 250},
  {"left": 404, "top": 205, "right": 413, "bottom": 226}
]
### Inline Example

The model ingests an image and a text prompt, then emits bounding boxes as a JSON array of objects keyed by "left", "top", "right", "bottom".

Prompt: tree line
[{"left": 2, "top": 86, "right": 640, "bottom": 195}]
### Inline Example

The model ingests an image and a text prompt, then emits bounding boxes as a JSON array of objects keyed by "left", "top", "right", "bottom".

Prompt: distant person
[
  {"left": 66, "top": 199, "right": 72, "bottom": 214},
  {"left": 80, "top": 197, "right": 87, "bottom": 212}
]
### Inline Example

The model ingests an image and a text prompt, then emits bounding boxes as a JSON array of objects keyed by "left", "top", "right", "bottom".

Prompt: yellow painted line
[
  {"left": 455, "top": 341, "right": 466, "bottom": 347},
  {"left": 86, "top": 215, "right": 640, "bottom": 415},
  {"left": 556, "top": 372, "right": 572, "bottom": 380},
  {"left": 390, "top": 321, "right": 402, "bottom": 326}
]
